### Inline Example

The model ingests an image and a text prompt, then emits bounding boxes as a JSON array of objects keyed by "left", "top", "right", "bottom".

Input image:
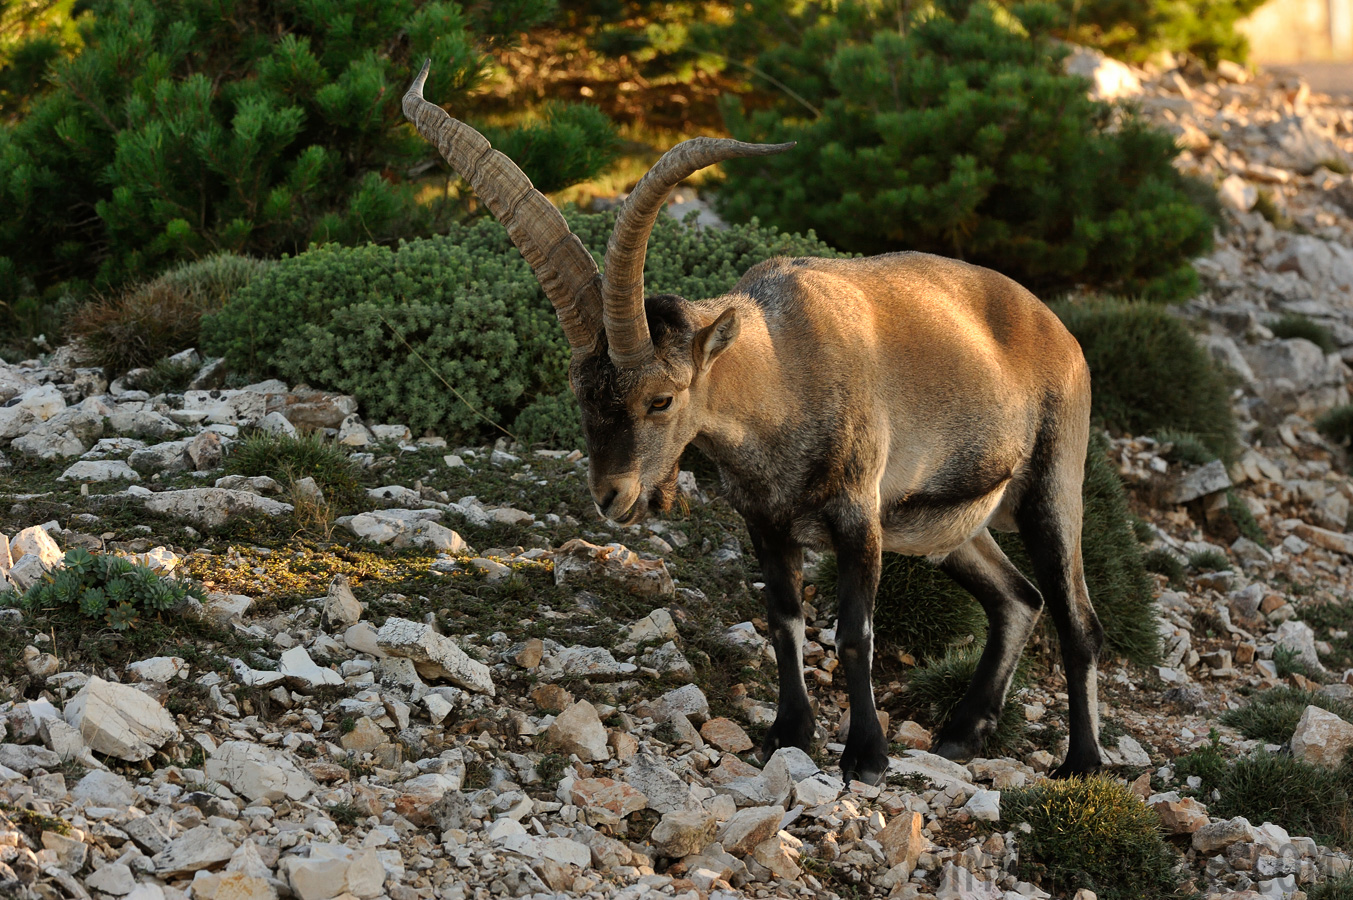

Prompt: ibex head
[{"left": 403, "top": 61, "right": 791, "bottom": 523}]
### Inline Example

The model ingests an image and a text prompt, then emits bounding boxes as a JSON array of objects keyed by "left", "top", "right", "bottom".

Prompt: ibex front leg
[
  {"left": 750, "top": 524, "right": 815, "bottom": 757},
  {"left": 829, "top": 506, "right": 889, "bottom": 785}
]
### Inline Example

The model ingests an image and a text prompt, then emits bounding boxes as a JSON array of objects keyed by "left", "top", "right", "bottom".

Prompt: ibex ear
[{"left": 694, "top": 307, "right": 739, "bottom": 375}]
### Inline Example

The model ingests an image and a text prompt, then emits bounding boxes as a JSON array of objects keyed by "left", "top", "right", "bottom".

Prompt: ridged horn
[
  {"left": 403, "top": 60, "right": 602, "bottom": 355},
  {"left": 602, "top": 137, "right": 796, "bottom": 368}
]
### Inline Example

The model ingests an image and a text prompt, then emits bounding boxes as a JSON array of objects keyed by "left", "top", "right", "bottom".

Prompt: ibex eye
[{"left": 649, "top": 397, "right": 673, "bottom": 413}]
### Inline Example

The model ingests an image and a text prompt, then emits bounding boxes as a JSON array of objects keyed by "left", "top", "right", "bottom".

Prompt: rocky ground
[{"left": 5, "top": 49, "right": 1353, "bottom": 900}]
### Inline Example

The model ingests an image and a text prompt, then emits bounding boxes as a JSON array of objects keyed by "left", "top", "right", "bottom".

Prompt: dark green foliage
[
  {"left": 1317, "top": 405, "right": 1353, "bottom": 447},
  {"left": 1055, "top": 299, "right": 1238, "bottom": 463},
  {"left": 1271, "top": 314, "right": 1337, "bottom": 354},
  {"left": 1309, "top": 876, "right": 1353, "bottom": 900},
  {"left": 1172, "top": 729, "right": 1229, "bottom": 797},
  {"left": 714, "top": 1, "right": 1214, "bottom": 302},
  {"left": 1154, "top": 430, "right": 1217, "bottom": 466},
  {"left": 1227, "top": 490, "right": 1267, "bottom": 547},
  {"left": 225, "top": 430, "right": 362, "bottom": 510},
  {"left": 819, "top": 432, "right": 1158, "bottom": 666},
  {"left": 1041, "top": 0, "right": 1267, "bottom": 67},
  {"left": 202, "top": 211, "right": 843, "bottom": 444},
  {"left": 904, "top": 644, "right": 1027, "bottom": 753},
  {"left": 1187, "top": 549, "right": 1229, "bottom": 572},
  {"left": 0, "top": 547, "right": 202, "bottom": 631},
  {"left": 1220, "top": 687, "right": 1353, "bottom": 744},
  {"left": 1212, "top": 751, "right": 1353, "bottom": 846},
  {"left": 815, "top": 553, "right": 985, "bottom": 662},
  {"left": 1272, "top": 645, "right": 1312, "bottom": 680},
  {"left": 1142, "top": 549, "right": 1184, "bottom": 587},
  {"left": 135, "top": 357, "right": 198, "bottom": 395},
  {"left": 1001, "top": 775, "right": 1184, "bottom": 900},
  {"left": 484, "top": 103, "right": 620, "bottom": 199},
  {"left": 0, "top": 0, "right": 84, "bottom": 119},
  {"left": 0, "top": 0, "right": 606, "bottom": 307}
]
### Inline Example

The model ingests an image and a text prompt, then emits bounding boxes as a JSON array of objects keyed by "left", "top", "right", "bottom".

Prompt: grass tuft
[
  {"left": 1142, "top": 549, "right": 1185, "bottom": 587},
  {"left": 1317, "top": 405, "right": 1353, "bottom": 448},
  {"left": 225, "top": 430, "right": 363, "bottom": 512},
  {"left": 1001, "top": 775, "right": 1184, "bottom": 900},
  {"left": 1212, "top": 750, "right": 1353, "bottom": 847},
  {"left": 1271, "top": 314, "right": 1337, "bottom": 354},
  {"left": 1220, "top": 687, "right": 1353, "bottom": 744},
  {"left": 903, "top": 644, "right": 1027, "bottom": 754},
  {"left": 1187, "top": 549, "right": 1229, "bottom": 572}
]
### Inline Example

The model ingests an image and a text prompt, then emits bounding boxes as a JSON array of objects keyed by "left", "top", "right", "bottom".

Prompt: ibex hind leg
[
  {"left": 1015, "top": 422, "right": 1104, "bottom": 779},
  {"left": 930, "top": 529, "right": 1044, "bottom": 763},
  {"left": 749, "top": 525, "right": 816, "bottom": 758}
]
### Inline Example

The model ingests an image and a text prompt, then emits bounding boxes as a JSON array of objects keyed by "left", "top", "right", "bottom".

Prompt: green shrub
[
  {"left": 1187, "top": 549, "right": 1229, "bottom": 572},
  {"left": 1172, "top": 729, "right": 1229, "bottom": 797},
  {"left": 1317, "top": 405, "right": 1353, "bottom": 447},
  {"left": 1271, "top": 314, "right": 1337, "bottom": 354},
  {"left": 135, "top": 357, "right": 198, "bottom": 396},
  {"left": 903, "top": 644, "right": 1027, "bottom": 753},
  {"left": 1041, "top": 0, "right": 1267, "bottom": 67},
  {"left": 1001, "top": 775, "right": 1183, "bottom": 900},
  {"left": 820, "top": 431, "right": 1158, "bottom": 666},
  {"left": 0, "top": 0, "right": 601, "bottom": 303},
  {"left": 202, "top": 211, "right": 844, "bottom": 444},
  {"left": 1154, "top": 430, "right": 1217, "bottom": 466},
  {"left": 0, "top": 547, "right": 202, "bottom": 632},
  {"left": 1227, "top": 490, "right": 1268, "bottom": 547},
  {"left": 1212, "top": 751, "right": 1353, "bottom": 846},
  {"left": 154, "top": 253, "right": 274, "bottom": 313},
  {"left": 1220, "top": 687, "right": 1353, "bottom": 745},
  {"left": 1055, "top": 299, "right": 1238, "bottom": 463},
  {"left": 225, "top": 430, "right": 363, "bottom": 511},
  {"left": 1142, "top": 549, "right": 1185, "bottom": 587},
  {"left": 1309, "top": 876, "right": 1353, "bottom": 900},
  {"left": 715, "top": 0, "right": 1214, "bottom": 302}
]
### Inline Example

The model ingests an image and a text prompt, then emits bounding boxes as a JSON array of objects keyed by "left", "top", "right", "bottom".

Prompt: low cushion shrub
[
  {"left": 1002, "top": 775, "right": 1183, "bottom": 900},
  {"left": 714, "top": 0, "right": 1215, "bottom": 302},
  {"left": 1054, "top": 298, "right": 1238, "bottom": 463},
  {"left": 201, "top": 211, "right": 844, "bottom": 445}
]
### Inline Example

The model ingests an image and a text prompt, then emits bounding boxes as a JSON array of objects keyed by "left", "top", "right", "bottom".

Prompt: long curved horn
[
  {"left": 602, "top": 137, "right": 795, "bottom": 368},
  {"left": 403, "top": 60, "right": 602, "bottom": 355}
]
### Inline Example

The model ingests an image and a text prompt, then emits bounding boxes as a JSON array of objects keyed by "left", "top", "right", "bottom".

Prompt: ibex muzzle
[{"left": 405, "top": 62, "right": 1105, "bottom": 785}]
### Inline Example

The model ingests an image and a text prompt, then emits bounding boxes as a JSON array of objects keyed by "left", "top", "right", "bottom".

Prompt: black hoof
[
  {"left": 932, "top": 721, "right": 988, "bottom": 763},
  {"left": 1050, "top": 747, "right": 1103, "bottom": 779},
  {"left": 760, "top": 713, "right": 814, "bottom": 761},
  {"left": 840, "top": 742, "right": 890, "bottom": 786}
]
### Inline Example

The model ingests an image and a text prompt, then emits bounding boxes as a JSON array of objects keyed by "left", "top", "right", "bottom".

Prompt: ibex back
[{"left": 404, "top": 62, "right": 1104, "bottom": 784}]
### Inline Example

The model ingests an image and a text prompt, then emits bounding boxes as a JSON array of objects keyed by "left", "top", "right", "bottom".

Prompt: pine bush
[
  {"left": 1054, "top": 299, "right": 1238, "bottom": 463},
  {"left": 816, "top": 432, "right": 1158, "bottom": 667},
  {"left": 1042, "top": 0, "right": 1267, "bottom": 67},
  {"left": 713, "top": 0, "right": 1214, "bottom": 302},
  {"left": 0, "top": 0, "right": 613, "bottom": 311},
  {"left": 201, "top": 211, "right": 843, "bottom": 444}
]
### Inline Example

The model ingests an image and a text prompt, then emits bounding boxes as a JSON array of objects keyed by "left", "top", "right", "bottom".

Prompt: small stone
[
  {"left": 962, "top": 789, "right": 1001, "bottom": 822},
  {"left": 530, "top": 682, "right": 574, "bottom": 712},
  {"left": 650, "top": 809, "right": 718, "bottom": 858},
  {"left": 571, "top": 777, "right": 648, "bottom": 817},
  {"left": 1291, "top": 705, "right": 1353, "bottom": 767},
  {"left": 1219, "top": 174, "right": 1257, "bottom": 212},
  {"left": 643, "top": 683, "right": 711, "bottom": 724},
  {"left": 545, "top": 700, "right": 609, "bottom": 762},
  {"left": 23, "top": 645, "right": 58, "bottom": 679},
  {"left": 340, "top": 717, "right": 387, "bottom": 754},
  {"left": 63, "top": 675, "right": 179, "bottom": 761},
  {"left": 515, "top": 638, "right": 544, "bottom": 668},
  {"left": 1193, "top": 816, "right": 1255, "bottom": 854},
  {"left": 891, "top": 720, "right": 932, "bottom": 751},
  {"left": 700, "top": 717, "right": 754, "bottom": 752},
  {"left": 86, "top": 862, "right": 135, "bottom": 895},
  {"left": 144, "top": 488, "right": 292, "bottom": 528},
  {"left": 153, "top": 825, "right": 236, "bottom": 877},
  {"left": 1152, "top": 796, "right": 1209, "bottom": 834},
  {"left": 794, "top": 772, "right": 844, "bottom": 807},
  {"left": 877, "top": 811, "right": 926, "bottom": 871},
  {"left": 278, "top": 646, "right": 344, "bottom": 690},
  {"left": 375, "top": 617, "right": 494, "bottom": 695},
  {"left": 719, "top": 805, "right": 784, "bottom": 856},
  {"left": 554, "top": 538, "right": 674, "bottom": 597},
  {"left": 205, "top": 741, "right": 317, "bottom": 802},
  {"left": 751, "top": 832, "right": 802, "bottom": 880},
  {"left": 321, "top": 574, "right": 362, "bottom": 630},
  {"left": 1169, "top": 459, "right": 1231, "bottom": 504},
  {"left": 71, "top": 769, "right": 136, "bottom": 808},
  {"left": 126, "top": 656, "right": 189, "bottom": 683},
  {"left": 41, "top": 830, "right": 88, "bottom": 873}
]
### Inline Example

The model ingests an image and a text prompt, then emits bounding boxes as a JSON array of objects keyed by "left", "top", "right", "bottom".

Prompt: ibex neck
[{"left": 691, "top": 300, "right": 790, "bottom": 470}]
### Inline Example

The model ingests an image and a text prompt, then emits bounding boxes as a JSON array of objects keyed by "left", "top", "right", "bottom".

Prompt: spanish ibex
[{"left": 404, "top": 62, "right": 1103, "bottom": 785}]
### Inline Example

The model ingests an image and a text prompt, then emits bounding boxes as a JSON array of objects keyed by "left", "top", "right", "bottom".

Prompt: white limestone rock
[
  {"left": 321, "top": 574, "right": 362, "bottom": 630},
  {"left": 545, "top": 700, "right": 609, "bottom": 762},
  {"left": 58, "top": 459, "right": 139, "bottom": 482},
  {"left": 205, "top": 741, "right": 316, "bottom": 802},
  {"left": 278, "top": 646, "right": 344, "bottom": 691},
  {"left": 143, "top": 488, "right": 293, "bottom": 528},
  {"left": 63, "top": 675, "right": 179, "bottom": 761},
  {"left": 126, "top": 656, "right": 189, "bottom": 683},
  {"left": 1291, "top": 705, "right": 1353, "bottom": 767},
  {"left": 153, "top": 825, "right": 236, "bottom": 877},
  {"left": 375, "top": 617, "right": 493, "bottom": 695}
]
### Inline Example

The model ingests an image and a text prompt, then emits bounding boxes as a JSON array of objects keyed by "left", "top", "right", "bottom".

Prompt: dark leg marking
[
  {"left": 1016, "top": 432, "right": 1104, "bottom": 779},
  {"left": 827, "top": 507, "right": 889, "bottom": 786},
  {"left": 749, "top": 524, "right": 814, "bottom": 759},
  {"left": 931, "top": 529, "right": 1044, "bottom": 762}
]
